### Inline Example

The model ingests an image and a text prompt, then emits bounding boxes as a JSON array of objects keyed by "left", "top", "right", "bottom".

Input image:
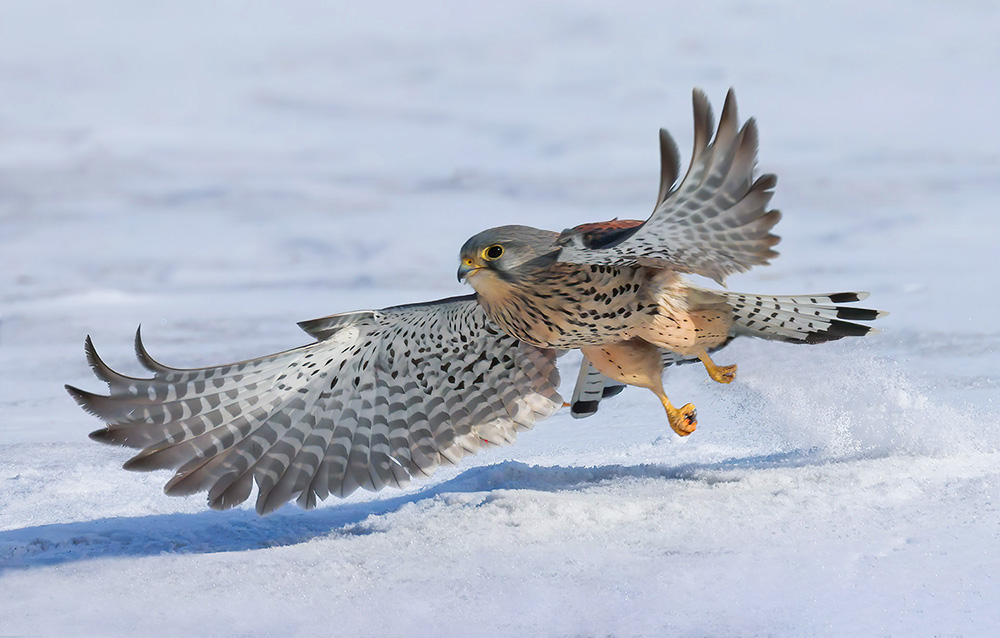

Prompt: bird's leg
[
  {"left": 696, "top": 347, "right": 737, "bottom": 384},
  {"left": 580, "top": 340, "right": 697, "bottom": 437},
  {"left": 650, "top": 386, "right": 697, "bottom": 437}
]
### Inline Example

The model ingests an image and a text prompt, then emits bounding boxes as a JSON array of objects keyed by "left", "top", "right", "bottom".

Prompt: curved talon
[
  {"left": 697, "top": 349, "right": 737, "bottom": 385},
  {"left": 709, "top": 363, "right": 737, "bottom": 384},
  {"left": 669, "top": 403, "right": 697, "bottom": 436}
]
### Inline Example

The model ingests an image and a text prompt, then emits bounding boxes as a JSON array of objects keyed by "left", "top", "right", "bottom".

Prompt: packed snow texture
[{"left": 2, "top": 1, "right": 999, "bottom": 636}]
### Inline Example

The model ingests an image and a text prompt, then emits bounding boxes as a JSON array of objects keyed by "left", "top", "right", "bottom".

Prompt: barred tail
[
  {"left": 569, "top": 361, "right": 626, "bottom": 419},
  {"left": 724, "top": 291, "right": 886, "bottom": 344}
]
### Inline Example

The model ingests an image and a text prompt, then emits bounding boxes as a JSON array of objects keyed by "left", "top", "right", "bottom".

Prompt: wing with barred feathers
[
  {"left": 67, "top": 295, "right": 562, "bottom": 515},
  {"left": 556, "top": 89, "right": 781, "bottom": 285}
]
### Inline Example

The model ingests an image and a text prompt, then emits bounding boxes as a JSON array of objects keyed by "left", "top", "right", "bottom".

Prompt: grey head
[{"left": 457, "top": 225, "right": 561, "bottom": 284}]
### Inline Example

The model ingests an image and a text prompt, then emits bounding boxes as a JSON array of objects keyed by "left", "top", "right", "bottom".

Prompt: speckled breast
[{"left": 477, "top": 263, "right": 650, "bottom": 349}]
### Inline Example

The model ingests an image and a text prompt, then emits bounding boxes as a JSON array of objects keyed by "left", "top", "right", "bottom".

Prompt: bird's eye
[{"left": 483, "top": 244, "right": 504, "bottom": 260}]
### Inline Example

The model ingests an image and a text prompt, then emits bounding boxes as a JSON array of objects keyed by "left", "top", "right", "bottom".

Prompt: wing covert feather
[{"left": 556, "top": 89, "right": 781, "bottom": 284}]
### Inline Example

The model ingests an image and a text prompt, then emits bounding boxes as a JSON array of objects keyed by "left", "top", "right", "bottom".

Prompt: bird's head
[{"left": 457, "top": 225, "right": 561, "bottom": 291}]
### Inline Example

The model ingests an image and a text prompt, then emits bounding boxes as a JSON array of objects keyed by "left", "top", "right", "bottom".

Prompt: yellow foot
[
  {"left": 667, "top": 403, "right": 698, "bottom": 437},
  {"left": 708, "top": 363, "right": 737, "bottom": 384},
  {"left": 697, "top": 349, "right": 737, "bottom": 385}
]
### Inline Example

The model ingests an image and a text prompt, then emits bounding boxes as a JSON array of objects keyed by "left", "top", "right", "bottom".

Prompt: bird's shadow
[{"left": 0, "top": 450, "right": 822, "bottom": 572}]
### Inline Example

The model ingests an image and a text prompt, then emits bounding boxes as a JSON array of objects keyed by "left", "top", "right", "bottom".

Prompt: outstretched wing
[
  {"left": 556, "top": 88, "right": 781, "bottom": 285},
  {"left": 67, "top": 295, "right": 563, "bottom": 515}
]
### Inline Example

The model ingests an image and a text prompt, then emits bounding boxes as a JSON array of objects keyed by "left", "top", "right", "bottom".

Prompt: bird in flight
[{"left": 68, "top": 89, "right": 884, "bottom": 514}]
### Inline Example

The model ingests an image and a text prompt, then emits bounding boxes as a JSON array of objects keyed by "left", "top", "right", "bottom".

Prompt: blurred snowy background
[{"left": 2, "top": 1, "right": 999, "bottom": 636}]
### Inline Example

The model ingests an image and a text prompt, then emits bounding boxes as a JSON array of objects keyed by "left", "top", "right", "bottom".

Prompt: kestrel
[{"left": 68, "top": 89, "right": 884, "bottom": 514}]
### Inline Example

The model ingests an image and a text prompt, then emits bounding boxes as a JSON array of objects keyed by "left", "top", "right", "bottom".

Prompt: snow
[{"left": 2, "top": 1, "right": 999, "bottom": 636}]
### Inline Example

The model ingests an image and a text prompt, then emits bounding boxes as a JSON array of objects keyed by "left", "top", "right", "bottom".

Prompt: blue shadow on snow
[{"left": 0, "top": 450, "right": 820, "bottom": 572}]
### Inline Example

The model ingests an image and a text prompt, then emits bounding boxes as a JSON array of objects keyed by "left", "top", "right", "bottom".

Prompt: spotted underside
[
  {"left": 474, "top": 262, "right": 652, "bottom": 349},
  {"left": 68, "top": 296, "right": 562, "bottom": 514}
]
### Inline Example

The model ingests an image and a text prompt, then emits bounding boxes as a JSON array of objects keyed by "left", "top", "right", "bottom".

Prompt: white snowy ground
[{"left": 2, "top": 1, "right": 999, "bottom": 636}]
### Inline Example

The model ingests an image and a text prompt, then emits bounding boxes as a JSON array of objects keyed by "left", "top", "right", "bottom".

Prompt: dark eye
[{"left": 483, "top": 244, "right": 504, "bottom": 260}]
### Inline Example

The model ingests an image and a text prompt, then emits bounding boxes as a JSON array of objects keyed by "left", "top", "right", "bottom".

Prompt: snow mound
[{"left": 718, "top": 344, "right": 995, "bottom": 460}]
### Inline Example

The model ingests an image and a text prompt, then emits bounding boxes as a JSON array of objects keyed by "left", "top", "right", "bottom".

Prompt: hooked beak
[{"left": 457, "top": 259, "right": 482, "bottom": 282}]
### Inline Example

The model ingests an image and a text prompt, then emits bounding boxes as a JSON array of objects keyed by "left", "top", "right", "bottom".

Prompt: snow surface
[{"left": 2, "top": 1, "right": 1000, "bottom": 636}]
